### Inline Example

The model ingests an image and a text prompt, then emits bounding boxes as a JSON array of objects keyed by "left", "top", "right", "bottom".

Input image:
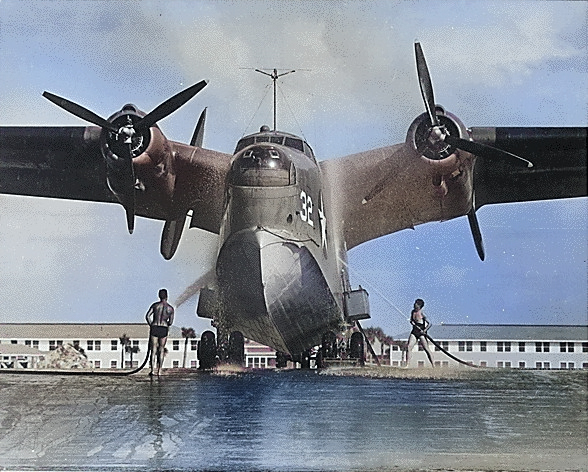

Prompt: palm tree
[
  {"left": 119, "top": 334, "right": 130, "bottom": 369},
  {"left": 126, "top": 343, "right": 140, "bottom": 368},
  {"left": 181, "top": 327, "right": 197, "bottom": 368}
]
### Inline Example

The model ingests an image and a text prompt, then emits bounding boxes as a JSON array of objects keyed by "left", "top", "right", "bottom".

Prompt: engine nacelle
[
  {"left": 99, "top": 104, "right": 175, "bottom": 212},
  {"left": 406, "top": 107, "right": 469, "bottom": 174}
]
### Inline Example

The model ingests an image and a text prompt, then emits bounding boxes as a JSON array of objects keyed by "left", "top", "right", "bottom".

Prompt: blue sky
[{"left": 0, "top": 0, "right": 586, "bottom": 338}]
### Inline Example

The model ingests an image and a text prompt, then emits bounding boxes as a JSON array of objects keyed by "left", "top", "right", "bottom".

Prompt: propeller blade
[
  {"left": 445, "top": 134, "right": 533, "bottom": 168},
  {"left": 123, "top": 142, "right": 136, "bottom": 234},
  {"left": 414, "top": 42, "right": 438, "bottom": 127},
  {"left": 190, "top": 107, "right": 207, "bottom": 147},
  {"left": 135, "top": 80, "right": 208, "bottom": 131},
  {"left": 42, "top": 91, "right": 118, "bottom": 133},
  {"left": 467, "top": 208, "right": 485, "bottom": 261}
]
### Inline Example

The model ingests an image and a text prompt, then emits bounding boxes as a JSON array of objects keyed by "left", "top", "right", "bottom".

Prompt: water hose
[{"left": 423, "top": 332, "right": 480, "bottom": 368}]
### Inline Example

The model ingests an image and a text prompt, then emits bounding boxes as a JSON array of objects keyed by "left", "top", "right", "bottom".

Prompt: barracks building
[
  {"left": 0, "top": 323, "right": 587, "bottom": 371},
  {"left": 0, "top": 323, "right": 276, "bottom": 370},
  {"left": 390, "top": 324, "right": 588, "bottom": 369}
]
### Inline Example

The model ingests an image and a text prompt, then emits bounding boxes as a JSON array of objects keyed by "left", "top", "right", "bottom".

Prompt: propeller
[
  {"left": 43, "top": 80, "right": 208, "bottom": 234},
  {"left": 364, "top": 43, "right": 534, "bottom": 260},
  {"left": 414, "top": 42, "right": 534, "bottom": 260}
]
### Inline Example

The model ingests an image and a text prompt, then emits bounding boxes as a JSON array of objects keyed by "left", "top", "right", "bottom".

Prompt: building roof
[
  {"left": 396, "top": 324, "right": 588, "bottom": 341},
  {"left": 0, "top": 343, "right": 44, "bottom": 355},
  {"left": 0, "top": 323, "right": 183, "bottom": 340}
]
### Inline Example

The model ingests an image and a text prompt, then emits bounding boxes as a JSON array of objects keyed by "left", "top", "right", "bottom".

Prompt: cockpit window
[
  {"left": 234, "top": 134, "right": 315, "bottom": 162},
  {"left": 234, "top": 137, "right": 254, "bottom": 153},
  {"left": 284, "top": 137, "right": 304, "bottom": 152}
]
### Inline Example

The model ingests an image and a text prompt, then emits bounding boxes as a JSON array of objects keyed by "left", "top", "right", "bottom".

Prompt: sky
[{"left": 0, "top": 0, "right": 586, "bottom": 338}]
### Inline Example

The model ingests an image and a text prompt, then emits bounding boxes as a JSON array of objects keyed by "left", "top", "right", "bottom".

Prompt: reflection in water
[{"left": 0, "top": 369, "right": 585, "bottom": 471}]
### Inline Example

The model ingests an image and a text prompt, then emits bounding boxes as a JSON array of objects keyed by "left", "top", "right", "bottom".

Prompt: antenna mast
[{"left": 254, "top": 68, "right": 295, "bottom": 131}]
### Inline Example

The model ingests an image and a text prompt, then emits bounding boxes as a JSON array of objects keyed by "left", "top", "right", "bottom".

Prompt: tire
[
  {"left": 197, "top": 330, "right": 217, "bottom": 370},
  {"left": 228, "top": 331, "right": 245, "bottom": 365}
]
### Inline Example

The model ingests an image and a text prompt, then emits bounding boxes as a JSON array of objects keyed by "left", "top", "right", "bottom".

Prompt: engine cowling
[
  {"left": 406, "top": 107, "right": 469, "bottom": 174},
  {"left": 100, "top": 104, "right": 176, "bottom": 215}
]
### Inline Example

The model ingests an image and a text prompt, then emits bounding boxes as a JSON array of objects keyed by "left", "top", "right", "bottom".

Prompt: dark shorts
[
  {"left": 411, "top": 326, "right": 425, "bottom": 338},
  {"left": 150, "top": 325, "right": 169, "bottom": 339}
]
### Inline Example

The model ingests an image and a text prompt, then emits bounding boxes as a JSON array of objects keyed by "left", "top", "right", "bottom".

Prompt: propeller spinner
[{"left": 43, "top": 80, "right": 208, "bottom": 233}]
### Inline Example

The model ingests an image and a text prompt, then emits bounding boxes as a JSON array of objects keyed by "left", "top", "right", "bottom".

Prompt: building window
[
  {"left": 172, "top": 360, "right": 179, "bottom": 368},
  {"left": 519, "top": 361, "right": 526, "bottom": 369},
  {"left": 434, "top": 341, "right": 448, "bottom": 352},
  {"left": 536, "top": 361, "right": 551, "bottom": 370},
  {"left": 497, "top": 361, "right": 511, "bottom": 368},
  {"left": 480, "top": 341, "right": 487, "bottom": 352},
  {"left": 132, "top": 340, "right": 139, "bottom": 348},
  {"left": 535, "top": 342, "right": 550, "bottom": 353},
  {"left": 49, "top": 340, "right": 62, "bottom": 351},
  {"left": 110, "top": 360, "right": 117, "bottom": 368},
  {"left": 466, "top": 341, "right": 473, "bottom": 352},
  {"left": 417, "top": 361, "right": 425, "bottom": 368},
  {"left": 173, "top": 340, "right": 180, "bottom": 351},
  {"left": 560, "top": 362, "right": 575, "bottom": 369},
  {"left": 458, "top": 341, "right": 465, "bottom": 352},
  {"left": 518, "top": 342, "right": 525, "bottom": 352},
  {"left": 480, "top": 361, "right": 487, "bottom": 367},
  {"left": 111, "top": 340, "right": 118, "bottom": 351},
  {"left": 190, "top": 360, "right": 198, "bottom": 368},
  {"left": 583, "top": 362, "right": 588, "bottom": 369},
  {"left": 191, "top": 340, "right": 198, "bottom": 350},
  {"left": 87, "top": 340, "right": 93, "bottom": 351},
  {"left": 94, "top": 360, "right": 101, "bottom": 369},
  {"left": 497, "top": 342, "right": 511, "bottom": 352},
  {"left": 583, "top": 343, "right": 588, "bottom": 353},
  {"left": 560, "top": 342, "right": 575, "bottom": 353},
  {"left": 11, "top": 340, "right": 17, "bottom": 344}
]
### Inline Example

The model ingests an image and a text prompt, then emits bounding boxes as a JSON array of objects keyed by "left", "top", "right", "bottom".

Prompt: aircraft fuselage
[{"left": 197, "top": 127, "right": 355, "bottom": 354}]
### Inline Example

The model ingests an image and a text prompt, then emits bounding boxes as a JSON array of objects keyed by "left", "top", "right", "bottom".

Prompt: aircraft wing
[
  {"left": 0, "top": 126, "right": 232, "bottom": 235},
  {"left": 323, "top": 127, "right": 587, "bottom": 250},
  {"left": 470, "top": 127, "right": 587, "bottom": 207}
]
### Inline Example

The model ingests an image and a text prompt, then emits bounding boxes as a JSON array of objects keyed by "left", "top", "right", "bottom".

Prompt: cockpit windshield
[{"left": 234, "top": 129, "right": 316, "bottom": 162}]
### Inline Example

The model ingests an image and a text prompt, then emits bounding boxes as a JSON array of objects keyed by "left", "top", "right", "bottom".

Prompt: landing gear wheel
[
  {"left": 197, "top": 330, "right": 217, "bottom": 370},
  {"left": 228, "top": 331, "right": 245, "bottom": 366},
  {"left": 349, "top": 332, "right": 365, "bottom": 366},
  {"left": 321, "top": 331, "right": 338, "bottom": 359},
  {"left": 299, "top": 349, "right": 311, "bottom": 369},
  {"left": 276, "top": 351, "right": 289, "bottom": 368}
]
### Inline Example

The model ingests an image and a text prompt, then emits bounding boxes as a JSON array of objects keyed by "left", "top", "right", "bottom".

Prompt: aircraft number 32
[{"left": 299, "top": 190, "right": 314, "bottom": 227}]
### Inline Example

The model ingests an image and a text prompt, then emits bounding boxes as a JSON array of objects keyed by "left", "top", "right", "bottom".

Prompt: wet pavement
[{"left": 0, "top": 368, "right": 586, "bottom": 471}]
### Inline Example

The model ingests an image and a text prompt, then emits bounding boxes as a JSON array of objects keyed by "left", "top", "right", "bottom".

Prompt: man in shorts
[{"left": 145, "top": 288, "right": 175, "bottom": 376}]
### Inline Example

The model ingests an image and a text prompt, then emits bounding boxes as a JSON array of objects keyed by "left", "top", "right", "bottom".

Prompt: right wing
[
  {"left": 471, "top": 127, "right": 587, "bottom": 207},
  {"left": 0, "top": 126, "right": 233, "bottom": 253}
]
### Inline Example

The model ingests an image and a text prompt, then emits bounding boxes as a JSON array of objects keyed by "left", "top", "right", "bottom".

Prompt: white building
[
  {"left": 0, "top": 323, "right": 197, "bottom": 370},
  {"left": 391, "top": 324, "right": 588, "bottom": 369},
  {"left": 0, "top": 323, "right": 278, "bottom": 370}
]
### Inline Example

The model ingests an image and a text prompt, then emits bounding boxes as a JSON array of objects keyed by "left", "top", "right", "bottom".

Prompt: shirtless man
[
  {"left": 145, "top": 288, "right": 175, "bottom": 376},
  {"left": 405, "top": 298, "right": 434, "bottom": 367}
]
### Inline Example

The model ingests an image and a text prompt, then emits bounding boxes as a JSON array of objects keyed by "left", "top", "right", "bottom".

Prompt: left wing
[
  {"left": 323, "top": 43, "right": 587, "bottom": 254},
  {"left": 323, "top": 127, "right": 587, "bottom": 251}
]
